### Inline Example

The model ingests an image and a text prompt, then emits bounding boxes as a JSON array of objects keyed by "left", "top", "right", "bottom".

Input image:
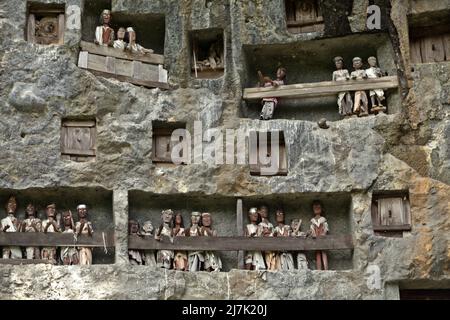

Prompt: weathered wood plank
[
  {"left": 132, "top": 60, "right": 143, "bottom": 79},
  {"left": 243, "top": 76, "right": 399, "bottom": 100},
  {"left": 105, "top": 56, "right": 116, "bottom": 74},
  {"left": 62, "top": 120, "right": 96, "bottom": 127},
  {"left": 28, "top": 8, "right": 65, "bottom": 14},
  {"left": 159, "top": 64, "right": 168, "bottom": 83},
  {"left": 80, "top": 52, "right": 168, "bottom": 88},
  {"left": 0, "top": 232, "right": 115, "bottom": 247},
  {"left": 78, "top": 51, "right": 88, "bottom": 68},
  {"left": 373, "top": 225, "right": 412, "bottom": 232},
  {"left": 378, "top": 197, "right": 405, "bottom": 226},
  {"left": 80, "top": 40, "right": 164, "bottom": 65},
  {"left": 420, "top": 36, "right": 445, "bottom": 63},
  {"left": 286, "top": 17, "right": 324, "bottom": 28},
  {"left": 443, "top": 34, "right": 450, "bottom": 61},
  {"left": 128, "top": 235, "right": 353, "bottom": 251},
  {"left": 58, "top": 14, "right": 65, "bottom": 45},
  {"left": 61, "top": 148, "right": 96, "bottom": 156},
  {"left": 410, "top": 39, "right": 423, "bottom": 64},
  {"left": 0, "top": 259, "right": 53, "bottom": 265},
  {"left": 27, "top": 14, "right": 35, "bottom": 43},
  {"left": 88, "top": 69, "right": 170, "bottom": 90}
]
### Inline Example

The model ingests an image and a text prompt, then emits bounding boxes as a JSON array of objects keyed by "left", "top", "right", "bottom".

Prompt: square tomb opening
[
  {"left": 285, "top": 0, "right": 324, "bottom": 34},
  {"left": 371, "top": 190, "right": 411, "bottom": 238},
  {"left": 242, "top": 193, "right": 353, "bottom": 270},
  {"left": 408, "top": 9, "right": 450, "bottom": 65},
  {"left": 242, "top": 32, "right": 399, "bottom": 121},
  {"left": 190, "top": 28, "right": 225, "bottom": 79},
  {"left": 0, "top": 187, "right": 115, "bottom": 264},
  {"left": 60, "top": 119, "right": 96, "bottom": 162},
  {"left": 249, "top": 131, "right": 288, "bottom": 176},
  {"left": 152, "top": 121, "right": 187, "bottom": 165},
  {"left": 82, "top": 0, "right": 165, "bottom": 55},
  {"left": 26, "top": 1, "right": 65, "bottom": 45},
  {"left": 128, "top": 192, "right": 238, "bottom": 271}
]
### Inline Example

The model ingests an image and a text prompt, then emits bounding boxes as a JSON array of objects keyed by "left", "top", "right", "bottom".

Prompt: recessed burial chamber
[
  {"left": 129, "top": 191, "right": 353, "bottom": 271},
  {"left": 408, "top": 9, "right": 450, "bottom": 64},
  {"left": 82, "top": 0, "right": 166, "bottom": 54},
  {"left": 242, "top": 193, "right": 353, "bottom": 271},
  {"left": 190, "top": 28, "right": 225, "bottom": 79},
  {"left": 128, "top": 192, "right": 237, "bottom": 271},
  {"left": 285, "top": 0, "right": 324, "bottom": 34},
  {"left": 242, "top": 33, "right": 399, "bottom": 121},
  {"left": 26, "top": 2, "right": 65, "bottom": 45},
  {"left": 0, "top": 188, "right": 115, "bottom": 264}
]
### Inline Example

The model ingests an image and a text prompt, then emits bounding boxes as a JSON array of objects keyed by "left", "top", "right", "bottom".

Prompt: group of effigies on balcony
[
  {"left": 128, "top": 210, "right": 222, "bottom": 272},
  {"left": 95, "top": 9, "right": 153, "bottom": 55},
  {"left": 245, "top": 201, "right": 329, "bottom": 271},
  {"left": 255, "top": 56, "right": 389, "bottom": 121},
  {"left": 0, "top": 196, "right": 94, "bottom": 265},
  {"left": 128, "top": 200, "right": 331, "bottom": 272}
]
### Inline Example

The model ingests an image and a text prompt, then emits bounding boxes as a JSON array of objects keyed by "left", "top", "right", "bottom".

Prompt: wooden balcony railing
[
  {"left": 243, "top": 76, "right": 399, "bottom": 101},
  {"left": 78, "top": 40, "right": 169, "bottom": 90}
]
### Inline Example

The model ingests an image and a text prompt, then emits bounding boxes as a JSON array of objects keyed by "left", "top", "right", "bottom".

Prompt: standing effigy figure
[
  {"left": 200, "top": 213, "right": 222, "bottom": 272},
  {"left": 1, "top": 196, "right": 22, "bottom": 259},
  {"left": 172, "top": 212, "right": 188, "bottom": 271},
  {"left": 332, "top": 56, "right": 353, "bottom": 117},
  {"left": 141, "top": 220, "right": 157, "bottom": 267},
  {"left": 185, "top": 211, "right": 204, "bottom": 272},
  {"left": 273, "top": 209, "right": 295, "bottom": 271},
  {"left": 75, "top": 204, "right": 94, "bottom": 265},
  {"left": 244, "top": 207, "right": 266, "bottom": 270},
  {"left": 290, "top": 218, "right": 308, "bottom": 270},
  {"left": 113, "top": 27, "right": 127, "bottom": 50},
  {"left": 366, "top": 56, "right": 386, "bottom": 113},
  {"left": 155, "top": 209, "right": 174, "bottom": 269},
  {"left": 351, "top": 57, "right": 369, "bottom": 117},
  {"left": 20, "top": 203, "right": 42, "bottom": 260},
  {"left": 309, "top": 200, "right": 329, "bottom": 270},
  {"left": 95, "top": 9, "right": 114, "bottom": 46},
  {"left": 258, "top": 67, "right": 286, "bottom": 120},
  {"left": 258, "top": 205, "right": 277, "bottom": 270},
  {"left": 60, "top": 210, "right": 79, "bottom": 265},
  {"left": 126, "top": 27, "right": 154, "bottom": 55},
  {"left": 42, "top": 203, "right": 61, "bottom": 264},
  {"left": 128, "top": 219, "right": 144, "bottom": 265}
]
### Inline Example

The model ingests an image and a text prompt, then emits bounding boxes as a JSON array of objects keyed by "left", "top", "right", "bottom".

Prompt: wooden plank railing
[
  {"left": 243, "top": 76, "right": 399, "bottom": 100},
  {"left": 0, "top": 259, "right": 53, "bottom": 265},
  {"left": 128, "top": 234, "right": 353, "bottom": 251},
  {"left": 78, "top": 41, "right": 169, "bottom": 90},
  {"left": 0, "top": 232, "right": 115, "bottom": 248},
  {"left": 80, "top": 41, "right": 164, "bottom": 65}
]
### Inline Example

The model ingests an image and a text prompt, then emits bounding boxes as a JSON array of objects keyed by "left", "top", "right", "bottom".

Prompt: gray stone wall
[{"left": 0, "top": 0, "right": 448, "bottom": 299}]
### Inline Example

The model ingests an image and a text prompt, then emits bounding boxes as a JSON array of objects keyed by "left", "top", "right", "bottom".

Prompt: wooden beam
[
  {"left": 0, "top": 232, "right": 115, "bottom": 248},
  {"left": 0, "top": 259, "right": 52, "bottom": 265},
  {"left": 80, "top": 40, "right": 164, "bottom": 65},
  {"left": 61, "top": 148, "right": 96, "bottom": 156},
  {"left": 58, "top": 14, "right": 65, "bottom": 45},
  {"left": 373, "top": 225, "right": 412, "bottom": 232},
  {"left": 236, "top": 198, "right": 244, "bottom": 269},
  {"left": 243, "top": 76, "right": 399, "bottom": 100},
  {"left": 286, "top": 17, "right": 324, "bottom": 28},
  {"left": 27, "top": 14, "right": 35, "bottom": 43},
  {"left": 62, "top": 120, "right": 96, "bottom": 128},
  {"left": 88, "top": 69, "right": 170, "bottom": 90},
  {"left": 128, "top": 235, "right": 353, "bottom": 251}
]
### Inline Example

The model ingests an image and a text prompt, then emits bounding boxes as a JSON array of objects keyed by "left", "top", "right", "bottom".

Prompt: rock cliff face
[{"left": 0, "top": 0, "right": 448, "bottom": 299}]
